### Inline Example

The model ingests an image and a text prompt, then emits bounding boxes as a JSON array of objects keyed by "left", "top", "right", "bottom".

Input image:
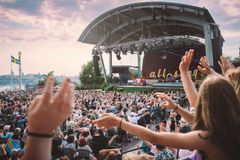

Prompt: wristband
[
  {"left": 172, "top": 104, "right": 179, "bottom": 112},
  {"left": 26, "top": 129, "right": 54, "bottom": 138}
]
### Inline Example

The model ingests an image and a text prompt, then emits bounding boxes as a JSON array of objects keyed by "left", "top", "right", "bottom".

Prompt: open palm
[{"left": 28, "top": 77, "right": 73, "bottom": 134}]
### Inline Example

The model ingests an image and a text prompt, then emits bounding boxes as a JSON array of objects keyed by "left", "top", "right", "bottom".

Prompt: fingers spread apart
[{"left": 42, "top": 77, "right": 54, "bottom": 104}]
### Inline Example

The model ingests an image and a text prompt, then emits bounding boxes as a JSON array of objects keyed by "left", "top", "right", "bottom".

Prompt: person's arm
[
  {"left": 23, "top": 77, "right": 73, "bottom": 160},
  {"left": 93, "top": 114, "right": 209, "bottom": 151},
  {"left": 198, "top": 56, "right": 219, "bottom": 77},
  {"left": 99, "top": 148, "right": 121, "bottom": 156},
  {"left": 23, "top": 136, "right": 52, "bottom": 160},
  {"left": 179, "top": 49, "right": 198, "bottom": 108},
  {"left": 173, "top": 106, "right": 194, "bottom": 125},
  {"left": 218, "top": 55, "right": 236, "bottom": 75},
  {"left": 108, "top": 135, "right": 117, "bottom": 145},
  {"left": 156, "top": 93, "right": 194, "bottom": 125}
]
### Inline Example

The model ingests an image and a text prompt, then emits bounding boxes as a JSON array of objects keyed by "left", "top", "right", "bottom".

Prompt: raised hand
[
  {"left": 27, "top": 77, "right": 73, "bottom": 134},
  {"left": 218, "top": 55, "right": 235, "bottom": 75},
  {"left": 155, "top": 92, "right": 176, "bottom": 110},
  {"left": 198, "top": 56, "right": 213, "bottom": 75},
  {"left": 93, "top": 113, "right": 120, "bottom": 130},
  {"left": 179, "top": 49, "right": 194, "bottom": 73}
]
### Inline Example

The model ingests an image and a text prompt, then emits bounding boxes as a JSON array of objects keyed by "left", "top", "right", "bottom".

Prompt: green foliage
[
  {"left": 231, "top": 57, "right": 240, "bottom": 67},
  {"left": 38, "top": 71, "right": 57, "bottom": 87},
  {"left": 232, "top": 57, "right": 240, "bottom": 62},
  {"left": 74, "top": 83, "right": 102, "bottom": 90},
  {"left": 106, "top": 75, "right": 113, "bottom": 83},
  {"left": 79, "top": 61, "right": 104, "bottom": 88},
  {"left": 223, "top": 56, "right": 232, "bottom": 61}
]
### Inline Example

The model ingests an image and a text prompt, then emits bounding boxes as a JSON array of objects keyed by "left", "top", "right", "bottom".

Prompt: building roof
[{"left": 79, "top": 2, "right": 222, "bottom": 47}]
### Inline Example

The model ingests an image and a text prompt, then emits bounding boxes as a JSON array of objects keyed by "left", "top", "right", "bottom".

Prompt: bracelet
[
  {"left": 119, "top": 118, "right": 123, "bottom": 129},
  {"left": 172, "top": 104, "right": 179, "bottom": 112},
  {"left": 26, "top": 129, "right": 54, "bottom": 138}
]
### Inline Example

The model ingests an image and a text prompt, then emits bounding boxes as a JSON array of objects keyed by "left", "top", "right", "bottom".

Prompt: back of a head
[
  {"left": 67, "top": 135, "right": 75, "bottom": 144},
  {"left": 225, "top": 68, "right": 240, "bottom": 99},
  {"left": 107, "top": 151, "right": 118, "bottom": 160},
  {"left": 123, "top": 153, "right": 155, "bottom": 160},
  {"left": 194, "top": 76, "right": 240, "bottom": 159}
]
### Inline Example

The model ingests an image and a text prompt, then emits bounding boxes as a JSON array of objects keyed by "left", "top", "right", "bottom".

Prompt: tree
[
  {"left": 231, "top": 57, "right": 240, "bottom": 67},
  {"left": 79, "top": 61, "right": 103, "bottom": 85},
  {"left": 38, "top": 71, "right": 57, "bottom": 87},
  {"left": 232, "top": 57, "right": 240, "bottom": 62}
]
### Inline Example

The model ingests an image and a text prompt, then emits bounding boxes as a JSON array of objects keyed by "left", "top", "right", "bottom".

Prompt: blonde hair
[
  {"left": 123, "top": 153, "right": 155, "bottom": 160},
  {"left": 225, "top": 68, "right": 240, "bottom": 99}
]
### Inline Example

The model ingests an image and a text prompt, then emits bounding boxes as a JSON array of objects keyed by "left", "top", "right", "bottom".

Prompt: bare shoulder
[{"left": 186, "top": 130, "right": 225, "bottom": 159}]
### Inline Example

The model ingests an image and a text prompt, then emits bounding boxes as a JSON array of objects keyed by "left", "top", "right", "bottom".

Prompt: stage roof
[{"left": 79, "top": 2, "right": 223, "bottom": 47}]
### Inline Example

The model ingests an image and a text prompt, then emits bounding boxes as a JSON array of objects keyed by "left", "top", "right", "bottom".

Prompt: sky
[{"left": 0, "top": 0, "right": 239, "bottom": 76}]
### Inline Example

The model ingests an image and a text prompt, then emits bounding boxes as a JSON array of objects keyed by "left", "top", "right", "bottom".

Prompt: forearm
[
  {"left": 23, "top": 136, "right": 52, "bottom": 160},
  {"left": 118, "top": 118, "right": 159, "bottom": 144},
  {"left": 118, "top": 118, "right": 199, "bottom": 150},
  {"left": 208, "top": 70, "right": 221, "bottom": 77},
  {"left": 108, "top": 136, "right": 116, "bottom": 145},
  {"left": 181, "top": 71, "right": 198, "bottom": 107},
  {"left": 175, "top": 106, "right": 194, "bottom": 125}
]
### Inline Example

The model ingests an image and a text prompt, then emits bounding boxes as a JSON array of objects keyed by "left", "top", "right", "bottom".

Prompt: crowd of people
[
  {"left": 0, "top": 49, "right": 239, "bottom": 160},
  {"left": 0, "top": 86, "right": 189, "bottom": 160}
]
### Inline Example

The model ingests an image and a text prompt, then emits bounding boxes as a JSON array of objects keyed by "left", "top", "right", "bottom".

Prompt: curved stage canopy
[
  {"left": 79, "top": 2, "right": 224, "bottom": 81},
  {"left": 79, "top": 2, "right": 223, "bottom": 46}
]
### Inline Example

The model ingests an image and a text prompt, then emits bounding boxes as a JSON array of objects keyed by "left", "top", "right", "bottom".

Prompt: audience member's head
[
  {"left": 79, "top": 137, "right": 87, "bottom": 147},
  {"left": 66, "top": 135, "right": 75, "bottom": 144},
  {"left": 123, "top": 153, "right": 155, "bottom": 160},
  {"left": 225, "top": 68, "right": 240, "bottom": 99},
  {"left": 193, "top": 76, "right": 240, "bottom": 159}
]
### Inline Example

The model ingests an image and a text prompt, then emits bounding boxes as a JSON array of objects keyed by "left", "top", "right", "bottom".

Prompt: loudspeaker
[
  {"left": 211, "top": 27, "right": 223, "bottom": 72},
  {"left": 93, "top": 55, "right": 100, "bottom": 76}
]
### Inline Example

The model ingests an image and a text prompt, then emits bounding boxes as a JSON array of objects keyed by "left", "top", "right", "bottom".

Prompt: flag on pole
[{"left": 11, "top": 55, "right": 21, "bottom": 65}]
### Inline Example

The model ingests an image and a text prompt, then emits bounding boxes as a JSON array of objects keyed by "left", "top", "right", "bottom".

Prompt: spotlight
[
  {"left": 113, "top": 48, "right": 119, "bottom": 54},
  {"left": 103, "top": 47, "right": 110, "bottom": 53},
  {"left": 92, "top": 48, "right": 98, "bottom": 55},
  {"left": 143, "top": 48, "right": 148, "bottom": 54},
  {"left": 128, "top": 45, "right": 135, "bottom": 54},
  {"left": 116, "top": 53, "right": 121, "bottom": 60},
  {"left": 120, "top": 46, "right": 128, "bottom": 55}
]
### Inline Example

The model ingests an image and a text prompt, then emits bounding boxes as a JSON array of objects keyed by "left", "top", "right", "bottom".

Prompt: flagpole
[
  {"left": 10, "top": 55, "right": 13, "bottom": 89},
  {"left": 18, "top": 52, "right": 22, "bottom": 90}
]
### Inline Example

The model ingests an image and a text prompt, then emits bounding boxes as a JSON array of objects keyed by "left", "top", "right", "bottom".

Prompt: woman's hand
[
  {"left": 156, "top": 92, "right": 176, "bottom": 110},
  {"left": 198, "top": 56, "right": 214, "bottom": 75},
  {"left": 218, "top": 55, "right": 235, "bottom": 74},
  {"left": 93, "top": 113, "right": 120, "bottom": 130},
  {"left": 27, "top": 77, "right": 73, "bottom": 134},
  {"left": 179, "top": 49, "right": 194, "bottom": 73}
]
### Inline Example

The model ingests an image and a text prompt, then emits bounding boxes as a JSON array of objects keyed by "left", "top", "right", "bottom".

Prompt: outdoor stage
[
  {"left": 114, "top": 82, "right": 184, "bottom": 92},
  {"left": 79, "top": 2, "right": 223, "bottom": 86}
]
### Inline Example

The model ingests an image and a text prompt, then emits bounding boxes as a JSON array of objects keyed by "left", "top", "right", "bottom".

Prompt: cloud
[
  {"left": 0, "top": 0, "right": 89, "bottom": 43},
  {"left": 0, "top": 0, "right": 239, "bottom": 54},
  {"left": 222, "top": 29, "right": 240, "bottom": 39},
  {"left": 219, "top": 0, "right": 240, "bottom": 17},
  {"left": 0, "top": 0, "right": 16, "bottom": 3},
  {"left": 0, "top": 0, "right": 43, "bottom": 14}
]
